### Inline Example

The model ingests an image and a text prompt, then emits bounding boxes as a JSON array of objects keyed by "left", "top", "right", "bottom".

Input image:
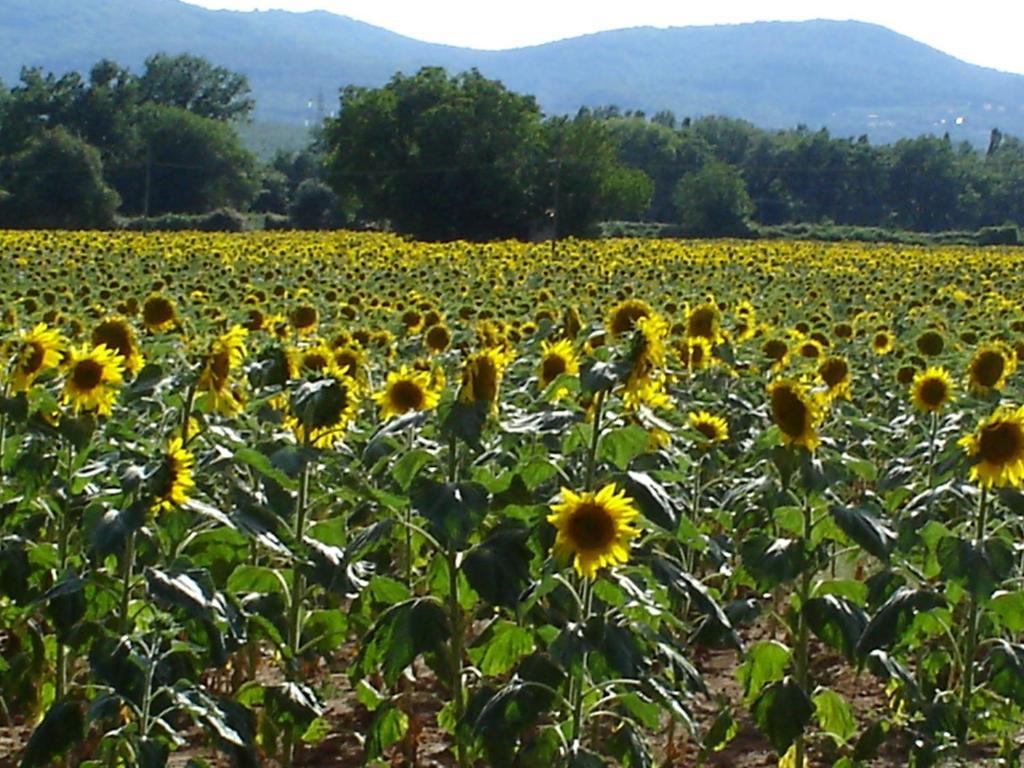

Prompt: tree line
[{"left": 1, "top": 56, "right": 1022, "bottom": 240}]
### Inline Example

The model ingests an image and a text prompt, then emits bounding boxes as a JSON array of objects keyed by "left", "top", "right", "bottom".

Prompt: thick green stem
[
  {"left": 925, "top": 411, "right": 939, "bottom": 514},
  {"left": 444, "top": 433, "right": 467, "bottom": 768},
  {"left": 181, "top": 381, "right": 196, "bottom": 444},
  {"left": 447, "top": 544, "right": 467, "bottom": 768},
  {"left": 55, "top": 442, "right": 75, "bottom": 702},
  {"left": 287, "top": 456, "right": 312, "bottom": 666},
  {"left": 584, "top": 391, "right": 605, "bottom": 492},
  {"left": 568, "top": 578, "right": 594, "bottom": 761},
  {"left": 284, "top": 448, "right": 312, "bottom": 768},
  {"left": 793, "top": 495, "right": 814, "bottom": 768},
  {"left": 684, "top": 454, "right": 705, "bottom": 573},
  {"left": 960, "top": 486, "right": 989, "bottom": 747}
]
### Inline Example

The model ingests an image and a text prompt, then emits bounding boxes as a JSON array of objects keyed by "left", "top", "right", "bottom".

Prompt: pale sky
[{"left": 186, "top": 0, "right": 1024, "bottom": 74}]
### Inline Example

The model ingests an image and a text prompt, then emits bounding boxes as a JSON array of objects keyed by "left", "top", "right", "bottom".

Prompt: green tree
[
  {"left": 115, "top": 105, "right": 256, "bottom": 215},
  {"left": 673, "top": 160, "right": 753, "bottom": 237},
  {"left": 545, "top": 112, "right": 653, "bottom": 237},
  {"left": 138, "top": 53, "right": 254, "bottom": 122},
  {"left": 289, "top": 179, "right": 341, "bottom": 229},
  {"left": 0, "top": 127, "right": 120, "bottom": 229},
  {"left": 606, "top": 116, "right": 709, "bottom": 221},
  {"left": 325, "top": 67, "right": 546, "bottom": 240},
  {"left": 0, "top": 68, "right": 86, "bottom": 154}
]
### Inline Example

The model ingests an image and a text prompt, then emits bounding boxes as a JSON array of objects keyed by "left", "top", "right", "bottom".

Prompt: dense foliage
[
  {"left": 2, "top": 231, "right": 1024, "bottom": 767},
  {"left": 324, "top": 67, "right": 649, "bottom": 240},
  {"left": 604, "top": 113, "right": 1024, "bottom": 235},
  {"left": 0, "top": 55, "right": 256, "bottom": 224}
]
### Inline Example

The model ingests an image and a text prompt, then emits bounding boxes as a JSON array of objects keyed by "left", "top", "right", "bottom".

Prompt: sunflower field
[{"left": 2, "top": 230, "right": 1024, "bottom": 768}]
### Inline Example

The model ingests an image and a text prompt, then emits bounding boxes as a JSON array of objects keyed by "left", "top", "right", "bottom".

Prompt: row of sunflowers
[{"left": 1, "top": 230, "right": 1023, "bottom": 767}]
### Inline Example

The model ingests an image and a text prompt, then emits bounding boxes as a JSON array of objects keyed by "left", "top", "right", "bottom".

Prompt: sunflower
[
  {"left": 607, "top": 299, "right": 652, "bottom": 338},
  {"left": 375, "top": 365, "right": 442, "bottom": 420},
  {"left": 332, "top": 344, "right": 366, "bottom": 381},
  {"left": 152, "top": 437, "right": 195, "bottom": 511},
  {"left": 92, "top": 316, "right": 145, "bottom": 376},
  {"left": 547, "top": 483, "right": 641, "bottom": 579},
  {"left": 290, "top": 375, "right": 360, "bottom": 448},
  {"left": 762, "top": 338, "right": 790, "bottom": 371},
  {"left": 797, "top": 338, "right": 823, "bottom": 360},
  {"left": 686, "top": 300, "right": 723, "bottom": 343},
  {"left": 967, "top": 341, "right": 1017, "bottom": 395},
  {"left": 870, "top": 330, "right": 895, "bottom": 356},
  {"left": 622, "top": 374, "right": 673, "bottom": 412},
  {"left": 141, "top": 294, "right": 177, "bottom": 333},
  {"left": 818, "top": 355, "right": 852, "bottom": 401},
  {"left": 290, "top": 304, "right": 319, "bottom": 335},
  {"left": 196, "top": 325, "right": 248, "bottom": 416},
  {"left": 733, "top": 300, "right": 757, "bottom": 342},
  {"left": 677, "top": 336, "right": 713, "bottom": 373},
  {"left": 424, "top": 324, "right": 452, "bottom": 354},
  {"left": 958, "top": 405, "right": 1024, "bottom": 488},
  {"left": 688, "top": 411, "right": 729, "bottom": 447},
  {"left": 61, "top": 343, "right": 125, "bottom": 416},
  {"left": 916, "top": 330, "right": 945, "bottom": 357},
  {"left": 9, "top": 322, "right": 63, "bottom": 392},
  {"left": 297, "top": 342, "right": 340, "bottom": 377},
  {"left": 627, "top": 314, "right": 668, "bottom": 385},
  {"left": 401, "top": 309, "right": 424, "bottom": 335},
  {"left": 911, "top": 367, "right": 954, "bottom": 413},
  {"left": 458, "top": 347, "right": 513, "bottom": 410},
  {"left": 562, "top": 305, "right": 583, "bottom": 341},
  {"left": 768, "top": 378, "right": 823, "bottom": 451},
  {"left": 538, "top": 338, "right": 579, "bottom": 389},
  {"left": 896, "top": 365, "right": 918, "bottom": 386}
]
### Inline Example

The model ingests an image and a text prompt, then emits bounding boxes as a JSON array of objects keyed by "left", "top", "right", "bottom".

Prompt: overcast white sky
[{"left": 186, "top": 0, "right": 1024, "bottom": 74}]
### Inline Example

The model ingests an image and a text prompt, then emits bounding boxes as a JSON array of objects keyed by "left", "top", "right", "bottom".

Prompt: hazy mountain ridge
[{"left": 2, "top": 0, "right": 1023, "bottom": 145}]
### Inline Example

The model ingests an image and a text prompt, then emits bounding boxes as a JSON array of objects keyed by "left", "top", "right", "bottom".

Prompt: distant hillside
[{"left": 3, "top": 0, "right": 1024, "bottom": 145}]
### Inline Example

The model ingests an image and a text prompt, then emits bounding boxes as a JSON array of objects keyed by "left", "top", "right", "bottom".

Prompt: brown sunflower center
[
  {"left": 897, "top": 366, "right": 917, "bottom": 385},
  {"left": 771, "top": 386, "right": 808, "bottom": 438},
  {"left": 568, "top": 502, "right": 616, "bottom": 550},
  {"left": 153, "top": 458, "right": 179, "bottom": 499},
  {"left": 979, "top": 421, "right": 1022, "bottom": 466},
  {"left": 470, "top": 357, "right": 498, "bottom": 402},
  {"left": 426, "top": 325, "right": 450, "bottom": 351},
  {"left": 971, "top": 351, "right": 1005, "bottom": 388},
  {"left": 292, "top": 306, "right": 318, "bottom": 329},
  {"left": 541, "top": 354, "right": 567, "bottom": 384},
  {"left": 389, "top": 379, "right": 425, "bottom": 412},
  {"left": 93, "top": 321, "right": 132, "bottom": 359},
  {"left": 916, "top": 331, "right": 945, "bottom": 356},
  {"left": 918, "top": 377, "right": 948, "bottom": 407},
  {"left": 695, "top": 421, "right": 720, "bottom": 441},
  {"left": 688, "top": 307, "right": 716, "bottom": 339},
  {"left": 244, "top": 309, "right": 264, "bottom": 331},
  {"left": 19, "top": 342, "right": 45, "bottom": 375},
  {"left": 72, "top": 358, "right": 104, "bottom": 391},
  {"left": 764, "top": 340, "right": 787, "bottom": 361},
  {"left": 207, "top": 348, "right": 231, "bottom": 389},
  {"left": 872, "top": 332, "right": 890, "bottom": 350},
  {"left": 402, "top": 310, "right": 422, "bottom": 330},
  {"left": 799, "top": 342, "right": 820, "bottom": 359},
  {"left": 819, "top": 358, "right": 848, "bottom": 388},
  {"left": 303, "top": 353, "right": 329, "bottom": 372},
  {"left": 143, "top": 297, "right": 175, "bottom": 327},
  {"left": 610, "top": 305, "right": 649, "bottom": 336},
  {"left": 335, "top": 351, "right": 359, "bottom": 375}
]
